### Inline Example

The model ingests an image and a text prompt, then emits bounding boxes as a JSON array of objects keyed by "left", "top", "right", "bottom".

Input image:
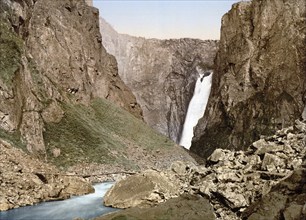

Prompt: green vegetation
[
  {"left": 0, "top": 128, "right": 27, "bottom": 152},
  {"left": 0, "top": 18, "right": 23, "bottom": 88},
  {"left": 44, "top": 98, "right": 175, "bottom": 168}
]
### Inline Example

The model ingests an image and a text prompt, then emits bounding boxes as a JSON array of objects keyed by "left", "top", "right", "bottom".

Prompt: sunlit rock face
[
  {"left": 99, "top": 17, "right": 218, "bottom": 143},
  {"left": 85, "top": 0, "right": 93, "bottom": 6},
  {"left": 0, "top": 0, "right": 142, "bottom": 154},
  {"left": 192, "top": 0, "right": 306, "bottom": 158}
]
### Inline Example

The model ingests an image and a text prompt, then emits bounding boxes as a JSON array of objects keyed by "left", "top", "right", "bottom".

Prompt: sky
[{"left": 93, "top": 0, "right": 239, "bottom": 40}]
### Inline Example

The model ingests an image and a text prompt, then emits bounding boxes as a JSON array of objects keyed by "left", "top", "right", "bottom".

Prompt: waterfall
[{"left": 179, "top": 70, "right": 212, "bottom": 149}]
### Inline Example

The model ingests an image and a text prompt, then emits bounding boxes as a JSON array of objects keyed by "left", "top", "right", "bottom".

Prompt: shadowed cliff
[{"left": 192, "top": 0, "right": 306, "bottom": 158}]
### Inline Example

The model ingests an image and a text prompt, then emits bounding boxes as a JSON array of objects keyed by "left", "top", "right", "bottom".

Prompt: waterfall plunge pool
[{"left": 0, "top": 182, "right": 117, "bottom": 220}]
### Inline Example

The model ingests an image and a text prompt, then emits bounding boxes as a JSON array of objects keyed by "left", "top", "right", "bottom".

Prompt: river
[{"left": 0, "top": 182, "right": 117, "bottom": 220}]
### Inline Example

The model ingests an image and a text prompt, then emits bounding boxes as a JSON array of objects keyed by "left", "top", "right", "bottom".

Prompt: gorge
[
  {"left": 99, "top": 17, "right": 218, "bottom": 143},
  {"left": 0, "top": 0, "right": 305, "bottom": 219}
]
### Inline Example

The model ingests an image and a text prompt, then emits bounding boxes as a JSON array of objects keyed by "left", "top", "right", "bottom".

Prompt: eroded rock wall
[
  {"left": 192, "top": 0, "right": 306, "bottom": 158},
  {"left": 0, "top": 0, "right": 142, "bottom": 154},
  {"left": 99, "top": 17, "right": 218, "bottom": 142}
]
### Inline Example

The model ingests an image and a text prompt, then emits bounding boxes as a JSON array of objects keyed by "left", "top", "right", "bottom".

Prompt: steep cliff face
[
  {"left": 0, "top": 0, "right": 194, "bottom": 174},
  {"left": 100, "top": 17, "right": 218, "bottom": 142},
  {"left": 192, "top": 0, "right": 306, "bottom": 158},
  {"left": 0, "top": 0, "right": 142, "bottom": 155}
]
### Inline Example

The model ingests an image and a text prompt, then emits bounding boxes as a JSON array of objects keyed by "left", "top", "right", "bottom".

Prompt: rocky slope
[
  {"left": 192, "top": 0, "right": 306, "bottom": 158},
  {"left": 101, "top": 119, "right": 306, "bottom": 220},
  {"left": 0, "top": 0, "right": 142, "bottom": 156},
  {"left": 243, "top": 166, "right": 306, "bottom": 220},
  {"left": 0, "top": 139, "right": 93, "bottom": 211},
  {"left": 99, "top": 17, "right": 218, "bottom": 142}
]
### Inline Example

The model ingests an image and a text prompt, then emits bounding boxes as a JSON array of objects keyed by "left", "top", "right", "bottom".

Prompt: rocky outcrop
[
  {"left": 192, "top": 0, "right": 306, "bottom": 158},
  {"left": 100, "top": 17, "right": 218, "bottom": 142},
  {"left": 0, "top": 139, "right": 93, "bottom": 211},
  {"left": 242, "top": 165, "right": 306, "bottom": 220},
  {"left": 0, "top": 0, "right": 142, "bottom": 155},
  {"left": 85, "top": 0, "right": 93, "bottom": 6},
  {"left": 103, "top": 120, "right": 305, "bottom": 220}
]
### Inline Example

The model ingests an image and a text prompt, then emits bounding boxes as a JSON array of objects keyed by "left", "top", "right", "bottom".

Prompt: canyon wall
[
  {"left": 192, "top": 0, "right": 306, "bottom": 158},
  {"left": 99, "top": 17, "right": 218, "bottom": 142},
  {"left": 0, "top": 0, "right": 142, "bottom": 154},
  {"left": 0, "top": 0, "right": 194, "bottom": 172}
]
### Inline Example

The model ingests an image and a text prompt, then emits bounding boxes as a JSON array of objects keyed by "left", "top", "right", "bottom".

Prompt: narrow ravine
[
  {"left": 0, "top": 182, "right": 116, "bottom": 220},
  {"left": 179, "top": 69, "right": 212, "bottom": 149}
]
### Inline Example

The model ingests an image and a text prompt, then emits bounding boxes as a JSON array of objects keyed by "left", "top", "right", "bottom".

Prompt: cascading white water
[{"left": 179, "top": 70, "right": 213, "bottom": 149}]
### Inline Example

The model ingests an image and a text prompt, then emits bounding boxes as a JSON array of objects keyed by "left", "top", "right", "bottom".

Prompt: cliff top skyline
[{"left": 93, "top": 0, "right": 239, "bottom": 40}]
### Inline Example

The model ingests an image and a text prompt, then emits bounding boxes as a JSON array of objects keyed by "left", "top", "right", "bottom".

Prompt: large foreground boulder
[{"left": 103, "top": 170, "right": 179, "bottom": 208}]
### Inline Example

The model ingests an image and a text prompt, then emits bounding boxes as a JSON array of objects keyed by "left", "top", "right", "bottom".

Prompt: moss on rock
[
  {"left": 44, "top": 98, "right": 175, "bottom": 169},
  {"left": 0, "top": 19, "right": 23, "bottom": 88}
]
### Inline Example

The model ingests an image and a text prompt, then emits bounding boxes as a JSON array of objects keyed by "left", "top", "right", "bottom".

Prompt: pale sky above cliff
[{"left": 93, "top": 0, "right": 239, "bottom": 40}]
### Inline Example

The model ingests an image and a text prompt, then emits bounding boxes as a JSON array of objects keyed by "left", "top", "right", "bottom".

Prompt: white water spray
[{"left": 179, "top": 69, "right": 212, "bottom": 149}]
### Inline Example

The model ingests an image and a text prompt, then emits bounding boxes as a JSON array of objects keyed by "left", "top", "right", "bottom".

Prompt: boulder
[
  {"left": 243, "top": 167, "right": 306, "bottom": 220},
  {"left": 208, "top": 149, "right": 227, "bottom": 163},
  {"left": 103, "top": 170, "right": 178, "bottom": 208},
  {"left": 261, "top": 153, "right": 286, "bottom": 172},
  {"left": 214, "top": 183, "right": 248, "bottom": 209}
]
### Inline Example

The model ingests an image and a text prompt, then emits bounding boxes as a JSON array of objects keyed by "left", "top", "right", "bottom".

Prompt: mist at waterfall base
[
  {"left": 179, "top": 71, "right": 212, "bottom": 149},
  {"left": 0, "top": 182, "right": 117, "bottom": 220}
]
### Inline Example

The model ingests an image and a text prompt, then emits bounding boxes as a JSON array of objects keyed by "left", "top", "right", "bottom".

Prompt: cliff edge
[{"left": 192, "top": 0, "right": 306, "bottom": 158}]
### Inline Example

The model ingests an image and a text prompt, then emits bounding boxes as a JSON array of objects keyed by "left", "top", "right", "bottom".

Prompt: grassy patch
[
  {"left": 44, "top": 98, "right": 175, "bottom": 168},
  {"left": 0, "top": 128, "right": 27, "bottom": 152},
  {"left": 0, "top": 18, "right": 23, "bottom": 88}
]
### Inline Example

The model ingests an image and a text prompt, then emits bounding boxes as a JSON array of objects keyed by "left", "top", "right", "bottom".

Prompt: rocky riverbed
[
  {"left": 0, "top": 140, "right": 93, "bottom": 211},
  {"left": 99, "top": 120, "right": 306, "bottom": 220}
]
